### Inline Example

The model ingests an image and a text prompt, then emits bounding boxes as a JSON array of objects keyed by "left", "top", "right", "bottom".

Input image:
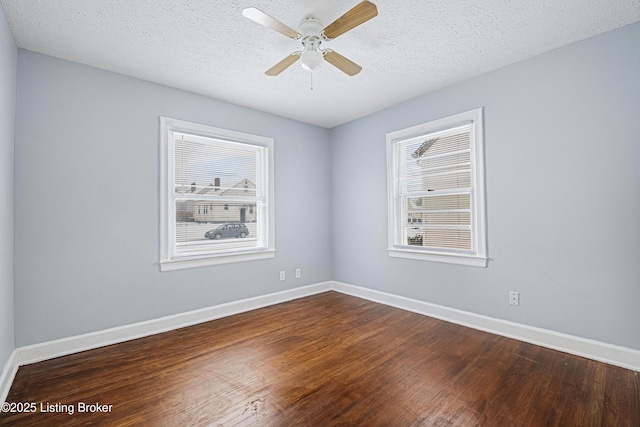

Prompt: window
[
  {"left": 160, "top": 117, "right": 275, "bottom": 271},
  {"left": 386, "top": 108, "right": 487, "bottom": 267}
]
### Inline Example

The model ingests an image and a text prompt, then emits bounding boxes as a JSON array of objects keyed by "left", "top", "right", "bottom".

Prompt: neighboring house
[{"left": 192, "top": 179, "right": 257, "bottom": 224}]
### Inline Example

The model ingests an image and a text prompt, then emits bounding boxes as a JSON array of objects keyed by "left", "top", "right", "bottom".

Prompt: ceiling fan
[{"left": 242, "top": 1, "right": 378, "bottom": 77}]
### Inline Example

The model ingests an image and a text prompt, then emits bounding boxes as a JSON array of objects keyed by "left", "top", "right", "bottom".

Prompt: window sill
[
  {"left": 388, "top": 248, "right": 487, "bottom": 268},
  {"left": 160, "top": 250, "right": 275, "bottom": 272}
]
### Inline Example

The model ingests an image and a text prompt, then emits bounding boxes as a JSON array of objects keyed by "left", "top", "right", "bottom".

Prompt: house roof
[{"left": 194, "top": 179, "right": 255, "bottom": 196}]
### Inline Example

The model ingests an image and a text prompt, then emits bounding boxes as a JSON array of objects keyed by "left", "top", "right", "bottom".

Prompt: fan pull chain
[{"left": 310, "top": 71, "right": 314, "bottom": 91}]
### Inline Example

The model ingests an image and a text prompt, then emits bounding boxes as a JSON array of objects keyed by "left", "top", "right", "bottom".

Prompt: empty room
[{"left": 0, "top": 1, "right": 639, "bottom": 426}]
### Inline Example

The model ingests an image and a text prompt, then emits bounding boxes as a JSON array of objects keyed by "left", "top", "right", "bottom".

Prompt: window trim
[
  {"left": 159, "top": 117, "right": 275, "bottom": 271},
  {"left": 386, "top": 108, "right": 487, "bottom": 267}
]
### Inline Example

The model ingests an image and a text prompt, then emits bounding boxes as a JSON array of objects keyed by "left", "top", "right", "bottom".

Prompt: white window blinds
[
  {"left": 398, "top": 124, "right": 472, "bottom": 251},
  {"left": 387, "top": 108, "right": 487, "bottom": 267},
  {"left": 172, "top": 133, "right": 268, "bottom": 257}
]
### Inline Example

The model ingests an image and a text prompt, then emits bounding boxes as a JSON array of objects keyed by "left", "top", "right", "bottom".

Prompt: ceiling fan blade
[
  {"left": 242, "top": 7, "right": 301, "bottom": 39},
  {"left": 322, "top": 1, "right": 378, "bottom": 40},
  {"left": 265, "top": 53, "right": 301, "bottom": 76},
  {"left": 323, "top": 50, "right": 362, "bottom": 76}
]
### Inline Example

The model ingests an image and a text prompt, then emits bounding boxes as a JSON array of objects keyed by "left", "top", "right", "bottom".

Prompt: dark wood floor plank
[
  {"left": 601, "top": 363, "right": 640, "bottom": 425},
  {"left": 1, "top": 291, "right": 638, "bottom": 426}
]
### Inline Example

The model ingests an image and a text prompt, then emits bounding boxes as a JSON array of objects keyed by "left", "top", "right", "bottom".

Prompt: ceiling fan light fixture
[
  {"left": 300, "top": 49, "right": 323, "bottom": 72},
  {"left": 300, "top": 35, "right": 323, "bottom": 72}
]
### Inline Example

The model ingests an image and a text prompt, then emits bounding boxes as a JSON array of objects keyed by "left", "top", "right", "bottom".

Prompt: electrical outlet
[
  {"left": 279, "top": 271, "right": 285, "bottom": 281},
  {"left": 295, "top": 268, "right": 301, "bottom": 279},
  {"left": 509, "top": 291, "right": 520, "bottom": 306}
]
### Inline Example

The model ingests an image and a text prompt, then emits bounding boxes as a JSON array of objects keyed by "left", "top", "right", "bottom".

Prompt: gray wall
[
  {"left": 330, "top": 23, "right": 640, "bottom": 350},
  {"left": 13, "top": 51, "right": 332, "bottom": 346},
  {"left": 0, "top": 5, "right": 16, "bottom": 370}
]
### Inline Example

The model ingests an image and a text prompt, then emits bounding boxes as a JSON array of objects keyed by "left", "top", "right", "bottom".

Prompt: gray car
[{"left": 205, "top": 223, "right": 249, "bottom": 240}]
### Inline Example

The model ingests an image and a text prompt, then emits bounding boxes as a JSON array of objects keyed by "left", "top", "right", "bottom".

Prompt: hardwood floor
[{"left": 1, "top": 292, "right": 638, "bottom": 426}]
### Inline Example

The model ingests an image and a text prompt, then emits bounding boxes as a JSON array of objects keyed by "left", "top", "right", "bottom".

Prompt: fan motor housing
[{"left": 298, "top": 17, "right": 324, "bottom": 38}]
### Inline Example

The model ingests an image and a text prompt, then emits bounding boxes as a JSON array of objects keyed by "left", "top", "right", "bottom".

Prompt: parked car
[{"left": 205, "top": 223, "right": 249, "bottom": 240}]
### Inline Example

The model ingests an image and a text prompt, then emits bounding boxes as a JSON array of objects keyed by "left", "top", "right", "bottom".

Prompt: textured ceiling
[{"left": 1, "top": 0, "right": 639, "bottom": 128}]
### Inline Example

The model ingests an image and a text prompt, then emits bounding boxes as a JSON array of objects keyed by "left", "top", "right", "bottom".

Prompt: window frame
[
  {"left": 159, "top": 117, "right": 275, "bottom": 271},
  {"left": 386, "top": 108, "right": 487, "bottom": 267}
]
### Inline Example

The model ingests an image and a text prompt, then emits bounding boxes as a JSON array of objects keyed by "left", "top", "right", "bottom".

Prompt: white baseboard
[
  {"left": 0, "top": 350, "right": 18, "bottom": 404},
  {"left": 17, "top": 282, "right": 332, "bottom": 366},
  {"left": 331, "top": 281, "right": 640, "bottom": 372}
]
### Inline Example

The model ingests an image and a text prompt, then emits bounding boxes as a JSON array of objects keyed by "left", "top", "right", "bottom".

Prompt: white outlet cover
[{"left": 509, "top": 291, "right": 520, "bottom": 306}]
